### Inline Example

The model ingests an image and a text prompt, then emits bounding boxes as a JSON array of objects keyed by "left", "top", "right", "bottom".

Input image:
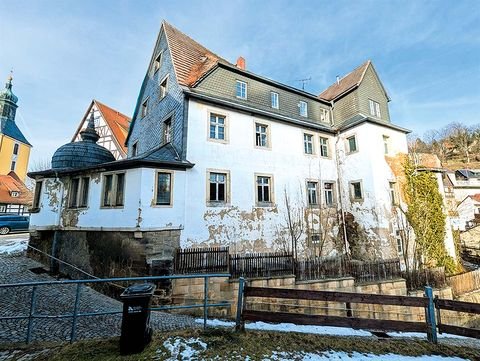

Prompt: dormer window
[
  {"left": 270, "top": 92, "right": 279, "bottom": 109},
  {"left": 10, "top": 191, "right": 19, "bottom": 198},
  {"left": 236, "top": 80, "right": 247, "bottom": 99},
  {"left": 299, "top": 101, "right": 308, "bottom": 117},
  {"left": 153, "top": 53, "right": 162, "bottom": 74},
  {"left": 369, "top": 99, "right": 381, "bottom": 118}
]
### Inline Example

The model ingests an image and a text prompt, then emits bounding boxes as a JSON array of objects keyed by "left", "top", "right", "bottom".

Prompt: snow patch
[
  {"left": 266, "top": 351, "right": 466, "bottom": 360},
  {"left": 159, "top": 337, "right": 207, "bottom": 361},
  {"left": 0, "top": 238, "right": 28, "bottom": 255}
]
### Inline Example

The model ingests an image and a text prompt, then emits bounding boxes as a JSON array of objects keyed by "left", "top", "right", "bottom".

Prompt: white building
[{"left": 28, "top": 21, "right": 454, "bottom": 276}]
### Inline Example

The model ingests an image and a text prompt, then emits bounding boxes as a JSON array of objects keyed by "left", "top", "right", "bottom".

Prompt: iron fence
[
  {"left": 174, "top": 247, "right": 229, "bottom": 274},
  {"left": 229, "top": 252, "right": 294, "bottom": 279}
]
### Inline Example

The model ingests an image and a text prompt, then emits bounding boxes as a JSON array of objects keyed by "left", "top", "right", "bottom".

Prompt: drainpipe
[
  {"left": 331, "top": 101, "right": 350, "bottom": 256},
  {"left": 51, "top": 172, "right": 65, "bottom": 273}
]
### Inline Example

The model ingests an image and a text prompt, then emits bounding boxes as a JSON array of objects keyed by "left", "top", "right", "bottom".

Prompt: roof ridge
[{"left": 94, "top": 99, "right": 131, "bottom": 121}]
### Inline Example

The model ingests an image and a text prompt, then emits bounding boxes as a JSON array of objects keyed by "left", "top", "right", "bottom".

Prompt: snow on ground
[
  {"left": 0, "top": 238, "right": 28, "bottom": 255},
  {"left": 195, "top": 319, "right": 466, "bottom": 339},
  {"left": 156, "top": 336, "right": 467, "bottom": 360}
]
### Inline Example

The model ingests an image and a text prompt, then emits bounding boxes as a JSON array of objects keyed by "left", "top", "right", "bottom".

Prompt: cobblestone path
[{"left": 0, "top": 255, "right": 197, "bottom": 344}]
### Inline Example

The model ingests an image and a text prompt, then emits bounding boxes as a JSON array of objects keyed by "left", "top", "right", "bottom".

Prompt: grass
[{"left": 3, "top": 328, "right": 480, "bottom": 360}]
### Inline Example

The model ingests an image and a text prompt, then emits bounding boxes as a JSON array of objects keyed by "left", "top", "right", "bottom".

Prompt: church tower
[{"left": 0, "top": 73, "right": 32, "bottom": 181}]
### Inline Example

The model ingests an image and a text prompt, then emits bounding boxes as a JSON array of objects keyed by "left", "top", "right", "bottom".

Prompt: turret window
[{"left": 13, "top": 143, "right": 19, "bottom": 155}]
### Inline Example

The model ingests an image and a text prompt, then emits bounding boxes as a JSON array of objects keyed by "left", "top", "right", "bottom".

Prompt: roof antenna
[{"left": 295, "top": 77, "right": 311, "bottom": 91}]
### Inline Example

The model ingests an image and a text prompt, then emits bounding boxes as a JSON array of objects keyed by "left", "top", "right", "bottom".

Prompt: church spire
[{"left": 0, "top": 71, "right": 19, "bottom": 121}]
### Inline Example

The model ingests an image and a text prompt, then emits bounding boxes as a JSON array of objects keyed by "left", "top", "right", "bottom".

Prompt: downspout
[
  {"left": 331, "top": 100, "right": 350, "bottom": 256},
  {"left": 51, "top": 172, "right": 65, "bottom": 273}
]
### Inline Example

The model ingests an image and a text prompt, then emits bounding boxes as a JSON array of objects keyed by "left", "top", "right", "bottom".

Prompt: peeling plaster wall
[
  {"left": 339, "top": 122, "right": 408, "bottom": 259},
  {"left": 183, "top": 99, "right": 341, "bottom": 253},
  {"left": 30, "top": 167, "right": 186, "bottom": 231}
]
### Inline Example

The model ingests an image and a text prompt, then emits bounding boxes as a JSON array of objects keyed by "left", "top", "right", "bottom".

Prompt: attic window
[
  {"left": 299, "top": 101, "right": 308, "bottom": 117},
  {"left": 160, "top": 76, "right": 168, "bottom": 99},
  {"left": 163, "top": 117, "right": 172, "bottom": 143},
  {"left": 236, "top": 80, "right": 247, "bottom": 99},
  {"left": 10, "top": 191, "right": 19, "bottom": 198},
  {"left": 153, "top": 53, "right": 162, "bottom": 74},
  {"left": 369, "top": 99, "right": 381, "bottom": 118},
  {"left": 141, "top": 98, "right": 148, "bottom": 118}
]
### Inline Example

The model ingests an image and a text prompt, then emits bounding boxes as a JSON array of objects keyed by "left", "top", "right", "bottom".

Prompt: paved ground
[{"left": 0, "top": 254, "right": 197, "bottom": 345}]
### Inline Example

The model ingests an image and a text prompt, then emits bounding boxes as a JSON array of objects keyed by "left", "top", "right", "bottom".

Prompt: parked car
[{"left": 0, "top": 213, "right": 30, "bottom": 235}]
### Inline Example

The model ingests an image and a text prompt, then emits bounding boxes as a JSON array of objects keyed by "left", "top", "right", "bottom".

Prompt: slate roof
[
  {"left": 0, "top": 118, "right": 31, "bottom": 146},
  {"left": 335, "top": 113, "right": 410, "bottom": 133},
  {"left": 0, "top": 171, "right": 33, "bottom": 206},
  {"left": 72, "top": 100, "right": 130, "bottom": 154},
  {"left": 162, "top": 21, "right": 233, "bottom": 86},
  {"left": 319, "top": 61, "right": 371, "bottom": 101}
]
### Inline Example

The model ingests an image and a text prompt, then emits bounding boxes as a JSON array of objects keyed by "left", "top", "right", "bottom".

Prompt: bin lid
[{"left": 122, "top": 283, "right": 155, "bottom": 295}]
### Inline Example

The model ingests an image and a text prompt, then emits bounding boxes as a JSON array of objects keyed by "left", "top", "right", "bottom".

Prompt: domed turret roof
[
  {"left": 51, "top": 113, "right": 115, "bottom": 169},
  {"left": 0, "top": 74, "right": 18, "bottom": 104}
]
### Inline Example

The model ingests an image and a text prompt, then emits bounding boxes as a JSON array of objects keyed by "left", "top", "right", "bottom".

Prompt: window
[
  {"left": 383, "top": 135, "right": 390, "bottom": 154},
  {"left": 155, "top": 172, "right": 172, "bottom": 206},
  {"left": 307, "top": 181, "right": 318, "bottom": 205},
  {"left": 132, "top": 141, "right": 138, "bottom": 157},
  {"left": 396, "top": 230, "right": 404, "bottom": 254},
  {"left": 153, "top": 53, "right": 162, "bottom": 74},
  {"left": 310, "top": 233, "right": 321, "bottom": 245},
  {"left": 68, "top": 177, "right": 89, "bottom": 208},
  {"left": 141, "top": 98, "right": 148, "bottom": 118},
  {"left": 271, "top": 92, "right": 279, "bottom": 109},
  {"left": 236, "top": 80, "right": 247, "bottom": 99},
  {"left": 299, "top": 101, "right": 308, "bottom": 117},
  {"left": 209, "top": 113, "right": 226, "bottom": 141},
  {"left": 102, "top": 173, "right": 125, "bottom": 207},
  {"left": 10, "top": 161, "right": 15, "bottom": 171},
  {"left": 256, "top": 175, "right": 273, "bottom": 205},
  {"left": 255, "top": 123, "right": 269, "bottom": 148},
  {"left": 389, "top": 182, "right": 397, "bottom": 205},
  {"left": 350, "top": 181, "right": 363, "bottom": 201},
  {"left": 160, "top": 76, "right": 168, "bottom": 99},
  {"left": 13, "top": 143, "right": 19, "bottom": 155},
  {"left": 32, "top": 181, "right": 43, "bottom": 209},
  {"left": 324, "top": 182, "right": 335, "bottom": 206},
  {"left": 10, "top": 191, "right": 19, "bottom": 198},
  {"left": 208, "top": 172, "right": 227, "bottom": 203},
  {"left": 163, "top": 117, "right": 172, "bottom": 143},
  {"left": 319, "top": 137, "right": 329, "bottom": 157},
  {"left": 347, "top": 135, "right": 357, "bottom": 153},
  {"left": 320, "top": 109, "right": 329, "bottom": 123},
  {"left": 304, "top": 134, "right": 314, "bottom": 154},
  {"left": 369, "top": 99, "right": 381, "bottom": 117}
]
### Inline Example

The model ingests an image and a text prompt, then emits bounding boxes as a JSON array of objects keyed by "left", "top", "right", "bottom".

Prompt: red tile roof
[
  {"left": 470, "top": 194, "right": 480, "bottom": 203},
  {"left": 319, "top": 60, "right": 371, "bottom": 101},
  {"left": 162, "top": 21, "right": 233, "bottom": 86},
  {"left": 94, "top": 100, "right": 130, "bottom": 152},
  {"left": 0, "top": 171, "right": 33, "bottom": 205}
]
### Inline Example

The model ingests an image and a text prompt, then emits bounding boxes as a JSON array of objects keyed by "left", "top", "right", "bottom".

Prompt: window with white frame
[
  {"left": 163, "top": 117, "right": 172, "bottom": 143},
  {"left": 209, "top": 113, "right": 226, "bottom": 141},
  {"left": 236, "top": 80, "right": 247, "bottom": 99},
  {"left": 396, "top": 229, "right": 404, "bottom": 255},
  {"left": 347, "top": 135, "right": 357, "bottom": 153},
  {"left": 270, "top": 92, "right": 279, "bottom": 109},
  {"left": 32, "top": 181, "right": 43, "bottom": 210},
  {"left": 320, "top": 109, "right": 329, "bottom": 123},
  {"left": 299, "top": 101, "right": 308, "bottom": 117},
  {"left": 304, "top": 133, "right": 314, "bottom": 154},
  {"left": 68, "top": 177, "right": 89, "bottom": 208},
  {"left": 324, "top": 182, "right": 335, "bottom": 206},
  {"left": 255, "top": 123, "right": 269, "bottom": 148},
  {"left": 350, "top": 181, "right": 363, "bottom": 201},
  {"left": 256, "top": 175, "right": 272, "bottom": 205},
  {"left": 141, "top": 98, "right": 148, "bottom": 118},
  {"left": 307, "top": 181, "right": 318, "bottom": 205},
  {"left": 153, "top": 52, "right": 162, "bottom": 74},
  {"left": 160, "top": 76, "right": 168, "bottom": 99},
  {"left": 389, "top": 182, "right": 397, "bottom": 205},
  {"left": 369, "top": 99, "right": 381, "bottom": 118},
  {"left": 319, "top": 137, "right": 329, "bottom": 157},
  {"left": 155, "top": 172, "right": 172, "bottom": 206},
  {"left": 383, "top": 135, "right": 390, "bottom": 154},
  {"left": 208, "top": 172, "right": 228, "bottom": 204},
  {"left": 102, "top": 173, "right": 125, "bottom": 207}
]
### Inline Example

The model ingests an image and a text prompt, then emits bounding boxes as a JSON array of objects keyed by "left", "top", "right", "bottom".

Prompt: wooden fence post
[
  {"left": 424, "top": 286, "right": 437, "bottom": 344},
  {"left": 235, "top": 277, "right": 245, "bottom": 331}
]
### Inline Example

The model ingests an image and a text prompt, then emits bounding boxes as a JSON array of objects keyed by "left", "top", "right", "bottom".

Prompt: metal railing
[{"left": 0, "top": 273, "right": 230, "bottom": 344}]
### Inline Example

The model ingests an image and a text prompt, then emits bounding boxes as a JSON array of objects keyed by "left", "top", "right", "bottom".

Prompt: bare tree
[
  {"left": 283, "top": 188, "right": 304, "bottom": 261},
  {"left": 448, "top": 122, "right": 479, "bottom": 163},
  {"left": 28, "top": 158, "right": 52, "bottom": 172}
]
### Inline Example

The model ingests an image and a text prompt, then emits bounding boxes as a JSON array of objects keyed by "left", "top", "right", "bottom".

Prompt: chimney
[
  {"left": 336, "top": 75, "right": 340, "bottom": 85},
  {"left": 236, "top": 56, "right": 246, "bottom": 70}
]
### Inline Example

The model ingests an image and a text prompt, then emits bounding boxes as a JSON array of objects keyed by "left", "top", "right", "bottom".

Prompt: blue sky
[{"left": 1, "top": 0, "right": 479, "bottom": 165}]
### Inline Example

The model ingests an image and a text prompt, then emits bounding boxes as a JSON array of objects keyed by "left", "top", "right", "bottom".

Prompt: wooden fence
[
  {"left": 229, "top": 252, "right": 294, "bottom": 279},
  {"left": 446, "top": 269, "right": 480, "bottom": 296},
  {"left": 237, "top": 284, "right": 436, "bottom": 342},
  {"left": 174, "top": 247, "right": 229, "bottom": 274},
  {"left": 435, "top": 298, "right": 480, "bottom": 339}
]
